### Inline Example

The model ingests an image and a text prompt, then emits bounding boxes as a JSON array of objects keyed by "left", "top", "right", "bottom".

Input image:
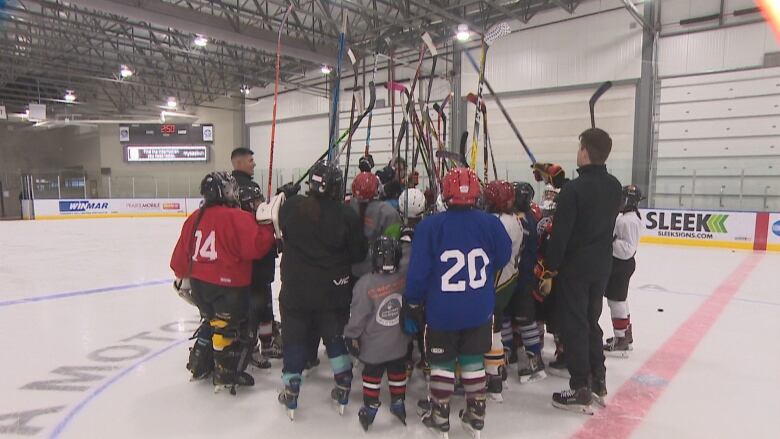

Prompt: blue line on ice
[{"left": 0, "top": 279, "right": 172, "bottom": 308}]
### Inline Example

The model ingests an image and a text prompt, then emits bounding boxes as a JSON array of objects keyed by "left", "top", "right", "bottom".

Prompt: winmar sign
[{"left": 645, "top": 211, "right": 729, "bottom": 239}]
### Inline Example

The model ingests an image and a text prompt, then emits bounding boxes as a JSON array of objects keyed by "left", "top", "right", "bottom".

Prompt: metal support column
[
  {"left": 450, "top": 43, "right": 466, "bottom": 154},
  {"left": 631, "top": 0, "right": 659, "bottom": 208}
]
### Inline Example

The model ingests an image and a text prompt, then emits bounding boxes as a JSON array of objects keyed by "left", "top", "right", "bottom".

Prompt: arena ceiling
[{"left": 0, "top": 0, "right": 584, "bottom": 120}]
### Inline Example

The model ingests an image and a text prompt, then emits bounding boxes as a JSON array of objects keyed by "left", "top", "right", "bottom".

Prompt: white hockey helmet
[{"left": 398, "top": 188, "right": 426, "bottom": 219}]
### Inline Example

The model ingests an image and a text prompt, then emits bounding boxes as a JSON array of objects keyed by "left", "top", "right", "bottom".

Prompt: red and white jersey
[{"left": 170, "top": 205, "right": 275, "bottom": 287}]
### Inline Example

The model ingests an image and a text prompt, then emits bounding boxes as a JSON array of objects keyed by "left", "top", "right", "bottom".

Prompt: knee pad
[{"left": 210, "top": 317, "right": 241, "bottom": 351}]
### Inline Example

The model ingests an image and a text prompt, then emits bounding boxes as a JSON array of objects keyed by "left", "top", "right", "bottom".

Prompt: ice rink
[{"left": 1, "top": 217, "right": 778, "bottom": 439}]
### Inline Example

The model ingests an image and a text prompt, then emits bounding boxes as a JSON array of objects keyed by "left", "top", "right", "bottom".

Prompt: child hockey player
[
  {"left": 276, "top": 160, "right": 368, "bottom": 419},
  {"left": 343, "top": 236, "right": 411, "bottom": 431},
  {"left": 509, "top": 182, "right": 547, "bottom": 383},
  {"left": 403, "top": 167, "right": 512, "bottom": 438},
  {"left": 170, "top": 172, "right": 276, "bottom": 394},
  {"left": 350, "top": 171, "right": 403, "bottom": 277},
  {"left": 604, "top": 185, "right": 643, "bottom": 358},
  {"left": 482, "top": 180, "right": 524, "bottom": 402}
]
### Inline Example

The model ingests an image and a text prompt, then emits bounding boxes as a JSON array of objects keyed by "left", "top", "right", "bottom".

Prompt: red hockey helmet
[
  {"left": 442, "top": 167, "right": 481, "bottom": 207},
  {"left": 351, "top": 171, "right": 379, "bottom": 201},
  {"left": 484, "top": 180, "right": 515, "bottom": 214}
]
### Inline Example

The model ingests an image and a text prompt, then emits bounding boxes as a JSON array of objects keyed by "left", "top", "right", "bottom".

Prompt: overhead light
[
  {"left": 456, "top": 24, "right": 470, "bottom": 42},
  {"left": 64, "top": 90, "right": 76, "bottom": 102},
  {"left": 166, "top": 97, "right": 177, "bottom": 109},
  {"left": 120, "top": 64, "right": 133, "bottom": 78},
  {"left": 321, "top": 65, "right": 332, "bottom": 75},
  {"left": 240, "top": 84, "right": 251, "bottom": 95},
  {"left": 193, "top": 35, "right": 208, "bottom": 47}
]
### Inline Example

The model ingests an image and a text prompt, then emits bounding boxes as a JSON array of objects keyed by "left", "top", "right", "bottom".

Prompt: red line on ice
[{"left": 571, "top": 252, "right": 764, "bottom": 439}]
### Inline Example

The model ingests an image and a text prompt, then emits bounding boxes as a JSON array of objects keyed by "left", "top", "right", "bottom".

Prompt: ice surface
[{"left": 0, "top": 218, "right": 778, "bottom": 438}]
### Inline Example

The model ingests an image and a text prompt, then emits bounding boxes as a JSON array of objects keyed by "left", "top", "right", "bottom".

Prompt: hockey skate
[
  {"left": 186, "top": 339, "right": 213, "bottom": 381},
  {"left": 330, "top": 379, "right": 351, "bottom": 415},
  {"left": 417, "top": 359, "right": 431, "bottom": 381},
  {"left": 459, "top": 399, "right": 486, "bottom": 439},
  {"left": 547, "top": 352, "right": 570, "bottom": 379},
  {"left": 591, "top": 377, "right": 607, "bottom": 408},
  {"left": 486, "top": 374, "right": 504, "bottom": 403},
  {"left": 213, "top": 349, "right": 254, "bottom": 395},
  {"left": 390, "top": 398, "right": 407, "bottom": 426},
  {"left": 249, "top": 347, "right": 272, "bottom": 371},
  {"left": 604, "top": 336, "right": 632, "bottom": 358},
  {"left": 278, "top": 377, "right": 301, "bottom": 421},
  {"left": 358, "top": 403, "right": 380, "bottom": 431},
  {"left": 418, "top": 398, "right": 450, "bottom": 439},
  {"left": 552, "top": 387, "right": 593, "bottom": 415},
  {"left": 518, "top": 351, "right": 547, "bottom": 384}
]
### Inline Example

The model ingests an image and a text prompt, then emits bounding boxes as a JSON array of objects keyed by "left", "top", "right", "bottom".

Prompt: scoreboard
[{"left": 119, "top": 123, "right": 214, "bottom": 162}]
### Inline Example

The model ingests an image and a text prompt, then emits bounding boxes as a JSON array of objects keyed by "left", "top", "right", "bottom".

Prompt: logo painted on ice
[
  {"left": 59, "top": 200, "right": 109, "bottom": 213},
  {"left": 772, "top": 220, "right": 780, "bottom": 237}
]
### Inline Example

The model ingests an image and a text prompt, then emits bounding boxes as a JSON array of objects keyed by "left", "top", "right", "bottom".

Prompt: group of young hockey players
[{"left": 170, "top": 127, "right": 645, "bottom": 438}]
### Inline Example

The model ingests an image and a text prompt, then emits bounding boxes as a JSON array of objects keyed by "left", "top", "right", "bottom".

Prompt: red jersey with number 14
[{"left": 170, "top": 205, "right": 275, "bottom": 287}]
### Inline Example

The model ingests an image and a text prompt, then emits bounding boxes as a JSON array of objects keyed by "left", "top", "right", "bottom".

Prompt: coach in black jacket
[{"left": 543, "top": 128, "right": 622, "bottom": 411}]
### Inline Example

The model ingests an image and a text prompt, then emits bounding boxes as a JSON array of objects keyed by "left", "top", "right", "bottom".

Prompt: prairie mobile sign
[{"left": 638, "top": 208, "right": 756, "bottom": 250}]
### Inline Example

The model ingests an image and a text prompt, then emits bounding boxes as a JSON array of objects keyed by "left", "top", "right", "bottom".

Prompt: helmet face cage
[
  {"left": 201, "top": 171, "right": 239, "bottom": 206},
  {"left": 371, "top": 236, "right": 402, "bottom": 274},
  {"left": 239, "top": 186, "right": 264, "bottom": 212},
  {"left": 622, "top": 184, "right": 643, "bottom": 210},
  {"left": 512, "top": 182, "right": 535, "bottom": 212},
  {"left": 541, "top": 184, "right": 559, "bottom": 217}
]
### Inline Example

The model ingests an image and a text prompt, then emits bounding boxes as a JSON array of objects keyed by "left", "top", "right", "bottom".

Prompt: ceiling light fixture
[
  {"left": 64, "top": 90, "right": 76, "bottom": 102},
  {"left": 166, "top": 97, "right": 177, "bottom": 109},
  {"left": 120, "top": 64, "right": 133, "bottom": 78},
  {"left": 456, "top": 24, "right": 470, "bottom": 42},
  {"left": 240, "top": 84, "right": 251, "bottom": 95},
  {"left": 321, "top": 65, "right": 332, "bottom": 75},
  {"left": 193, "top": 35, "right": 208, "bottom": 47}
]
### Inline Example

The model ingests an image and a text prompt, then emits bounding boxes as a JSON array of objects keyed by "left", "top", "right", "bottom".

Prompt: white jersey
[
  {"left": 494, "top": 212, "right": 524, "bottom": 291},
  {"left": 613, "top": 211, "right": 642, "bottom": 260}
]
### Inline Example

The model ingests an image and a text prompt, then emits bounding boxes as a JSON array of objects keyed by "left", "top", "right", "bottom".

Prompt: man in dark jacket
[
  {"left": 231, "top": 147, "right": 280, "bottom": 365},
  {"left": 540, "top": 128, "right": 622, "bottom": 414}
]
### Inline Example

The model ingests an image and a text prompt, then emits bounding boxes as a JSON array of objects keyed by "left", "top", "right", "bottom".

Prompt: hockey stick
[
  {"left": 436, "top": 150, "right": 468, "bottom": 168},
  {"left": 464, "top": 49, "right": 537, "bottom": 164},
  {"left": 294, "top": 83, "right": 376, "bottom": 186},
  {"left": 469, "top": 22, "right": 511, "bottom": 170},
  {"left": 364, "top": 52, "right": 378, "bottom": 156},
  {"left": 589, "top": 81, "right": 612, "bottom": 128},
  {"left": 466, "top": 93, "right": 498, "bottom": 181},
  {"left": 343, "top": 49, "right": 359, "bottom": 193},
  {"left": 459, "top": 131, "right": 469, "bottom": 167},
  {"left": 267, "top": 4, "right": 294, "bottom": 196},
  {"left": 327, "top": 14, "right": 348, "bottom": 161}
]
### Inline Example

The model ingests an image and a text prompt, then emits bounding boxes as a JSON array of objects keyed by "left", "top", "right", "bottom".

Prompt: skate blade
[
  {"left": 519, "top": 370, "right": 547, "bottom": 384},
  {"left": 461, "top": 422, "right": 482, "bottom": 439},
  {"left": 605, "top": 350, "right": 631, "bottom": 359},
  {"left": 551, "top": 401, "right": 594, "bottom": 415},
  {"left": 487, "top": 392, "right": 504, "bottom": 403},
  {"left": 338, "top": 404, "right": 346, "bottom": 415},
  {"left": 287, "top": 409, "right": 295, "bottom": 421},
  {"left": 213, "top": 384, "right": 237, "bottom": 395},
  {"left": 592, "top": 394, "right": 607, "bottom": 408}
]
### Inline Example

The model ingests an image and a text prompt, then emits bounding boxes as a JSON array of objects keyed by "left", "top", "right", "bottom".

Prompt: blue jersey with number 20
[{"left": 405, "top": 208, "right": 512, "bottom": 331}]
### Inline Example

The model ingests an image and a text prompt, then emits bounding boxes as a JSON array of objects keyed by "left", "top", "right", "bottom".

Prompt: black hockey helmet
[
  {"left": 308, "top": 160, "right": 343, "bottom": 200},
  {"left": 622, "top": 184, "right": 644, "bottom": 210},
  {"left": 238, "top": 185, "right": 265, "bottom": 212},
  {"left": 512, "top": 181, "right": 535, "bottom": 212},
  {"left": 200, "top": 171, "right": 238, "bottom": 206},
  {"left": 371, "top": 235, "right": 402, "bottom": 274}
]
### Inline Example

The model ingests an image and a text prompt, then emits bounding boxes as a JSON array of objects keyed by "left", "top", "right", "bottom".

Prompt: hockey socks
[
  {"left": 607, "top": 299, "right": 630, "bottom": 338},
  {"left": 459, "top": 355, "right": 487, "bottom": 401},
  {"left": 517, "top": 320, "right": 542, "bottom": 355},
  {"left": 430, "top": 360, "right": 457, "bottom": 402}
]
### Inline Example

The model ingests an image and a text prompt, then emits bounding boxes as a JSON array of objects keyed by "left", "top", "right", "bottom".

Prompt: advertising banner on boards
[{"left": 638, "top": 208, "right": 756, "bottom": 250}]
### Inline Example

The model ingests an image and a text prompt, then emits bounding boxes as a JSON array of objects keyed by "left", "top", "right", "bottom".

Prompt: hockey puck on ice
[{"left": 657, "top": 308, "right": 664, "bottom": 312}]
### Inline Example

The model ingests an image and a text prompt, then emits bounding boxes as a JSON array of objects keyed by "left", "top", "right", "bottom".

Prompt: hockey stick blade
[
  {"left": 459, "top": 131, "right": 469, "bottom": 166},
  {"left": 421, "top": 32, "right": 438, "bottom": 56},
  {"left": 465, "top": 92, "right": 486, "bottom": 112},
  {"left": 589, "top": 81, "right": 612, "bottom": 128}
]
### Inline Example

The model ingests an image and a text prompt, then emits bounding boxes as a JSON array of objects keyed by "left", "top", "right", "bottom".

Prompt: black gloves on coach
[{"left": 276, "top": 182, "right": 301, "bottom": 198}]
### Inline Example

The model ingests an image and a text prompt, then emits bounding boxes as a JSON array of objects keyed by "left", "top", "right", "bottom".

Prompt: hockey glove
[
  {"left": 531, "top": 163, "right": 566, "bottom": 189},
  {"left": 173, "top": 278, "right": 196, "bottom": 306},
  {"left": 401, "top": 302, "right": 425, "bottom": 335},
  {"left": 534, "top": 261, "right": 557, "bottom": 298},
  {"left": 358, "top": 154, "right": 375, "bottom": 172},
  {"left": 276, "top": 182, "right": 300, "bottom": 198},
  {"left": 256, "top": 193, "right": 286, "bottom": 239},
  {"left": 345, "top": 338, "right": 360, "bottom": 358}
]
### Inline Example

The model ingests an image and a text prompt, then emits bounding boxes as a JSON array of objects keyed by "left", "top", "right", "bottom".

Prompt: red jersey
[{"left": 170, "top": 205, "right": 275, "bottom": 287}]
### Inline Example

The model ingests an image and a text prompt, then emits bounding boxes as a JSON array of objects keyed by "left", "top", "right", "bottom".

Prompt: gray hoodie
[
  {"left": 350, "top": 199, "right": 402, "bottom": 277},
  {"left": 343, "top": 245, "right": 411, "bottom": 365}
]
